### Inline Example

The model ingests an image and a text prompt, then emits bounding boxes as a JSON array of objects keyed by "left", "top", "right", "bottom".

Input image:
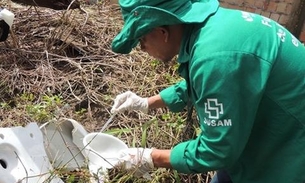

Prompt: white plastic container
[
  {"left": 0, "top": 123, "right": 63, "bottom": 183},
  {"left": 40, "top": 118, "right": 88, "bottom": 171},
  {"left": 83, "top": 132, "right": 128, "bottom": 169},
  {"left": 0, "top": 8, "right": 14, "bottom": 27}
]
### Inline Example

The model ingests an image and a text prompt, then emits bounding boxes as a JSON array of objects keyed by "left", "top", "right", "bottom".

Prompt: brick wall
[
  {"left": 219, "top": 0, "right": 305, "bottom": 43},
  {"left": 301, "top": 24, "right": 305, "bottom": 42}
]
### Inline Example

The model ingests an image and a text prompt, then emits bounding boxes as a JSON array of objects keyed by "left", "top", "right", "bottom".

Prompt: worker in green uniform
[{"left": 110, "top": 0, "right": 305, "bottom": 182}]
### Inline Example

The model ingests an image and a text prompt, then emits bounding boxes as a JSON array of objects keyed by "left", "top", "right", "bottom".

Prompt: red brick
[
  {"left": 219, "top": 0, "right": 303, "bottom": 32},
  {"left": 235, "top": 6, "right": 245, "bottom": 11},
  {"left": 299, "top": 31, "right": 305, "bottom": 43},
  {"left": 228, "top": 4, "right": 239, "bottom": 9},
  {"left": 246, "top": 7, "right": 256, "bottom": 13},
  {"left": 254, "top": 1, "right": 264, "bottom": 8},
  {"left": 286, "top": 0, "right": 298, "bottom": 4},
  {"left": 235, "top": 0, "right": 245, "bottom": 6},
  {"left": 270, "top": 13, "right": 280, "bottom": 22},
  {"left": 267, "top": 2, "right": 277, "bottom": 12},
  {"left": 254, "top": 9, "right": 262, "bottom": 15},
  {"left": 245, "top": 0, "right": 255, "bottom": 6},
  {"left": 262, "top": 1, "right": 270, "bottom": 10},
  {"left": 219, "top": 2, "right": 228, "bottom": 7},
  {"left": 225, "top": 0, "right": 235, "bottom": 4},
  {"left": 278, "top": 14, "right": 289, "bottom": 26},
  {"left": 261, "top": 11, "right": 271, "bottom": 18},
  {"left": 277, "top": 2, "right": 287, "bottom": 14},
  {"left": 285, "top": 4, "right": 293, "bottom": 14}
]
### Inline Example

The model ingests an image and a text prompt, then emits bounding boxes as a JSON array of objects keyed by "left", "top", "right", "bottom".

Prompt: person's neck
[{"left": 168, "top": 24, "right": 184, "bottom": 54}]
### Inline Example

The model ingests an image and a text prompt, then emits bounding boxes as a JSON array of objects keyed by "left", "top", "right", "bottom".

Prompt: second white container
[{"left": 83, "top": 133, "right": 128, "bottom": 169}]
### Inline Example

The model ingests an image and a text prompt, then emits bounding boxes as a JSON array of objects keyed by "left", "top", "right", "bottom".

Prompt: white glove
[
  {"left": 111, "top": 91, "right": 149, "bottom": 114},
  {"left": 118, "top": 148, "right": 154, "bottom": 178}
]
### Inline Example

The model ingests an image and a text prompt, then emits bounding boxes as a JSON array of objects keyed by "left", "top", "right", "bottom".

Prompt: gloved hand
[
  {"left": 111, "top": 91, "right": 149, "bottom": 114},
  {"left": 118, "top": 148, "right": 154, "bottom": 179}
]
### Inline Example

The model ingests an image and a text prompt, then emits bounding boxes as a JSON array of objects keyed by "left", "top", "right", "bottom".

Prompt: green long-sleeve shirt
[{"left": 160, "top": 6, "right": 305, "bottom": 183}]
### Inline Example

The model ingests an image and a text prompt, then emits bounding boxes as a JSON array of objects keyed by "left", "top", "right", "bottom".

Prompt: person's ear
[{"left": 156, "top": 26, "right": 170, "bottom": 43}]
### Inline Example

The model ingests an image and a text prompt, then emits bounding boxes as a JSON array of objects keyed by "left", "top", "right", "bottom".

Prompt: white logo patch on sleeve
[{"left": 204, "top": 98, "right": 232, "bottom": 127}]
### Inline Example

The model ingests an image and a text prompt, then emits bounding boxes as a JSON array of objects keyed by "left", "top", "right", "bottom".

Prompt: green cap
[{"left": 112, "top": 0, "right": 219, "bottom": 54}]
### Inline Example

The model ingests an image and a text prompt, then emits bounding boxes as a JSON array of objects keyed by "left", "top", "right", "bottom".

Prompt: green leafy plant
[{"left": 17, "top": 93, "right": 65, "bottom": 122}]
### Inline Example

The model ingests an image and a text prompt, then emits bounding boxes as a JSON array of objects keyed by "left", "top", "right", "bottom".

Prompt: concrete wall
[{"left": 219, "top": 0, "right": 305, "bottom": 43}]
